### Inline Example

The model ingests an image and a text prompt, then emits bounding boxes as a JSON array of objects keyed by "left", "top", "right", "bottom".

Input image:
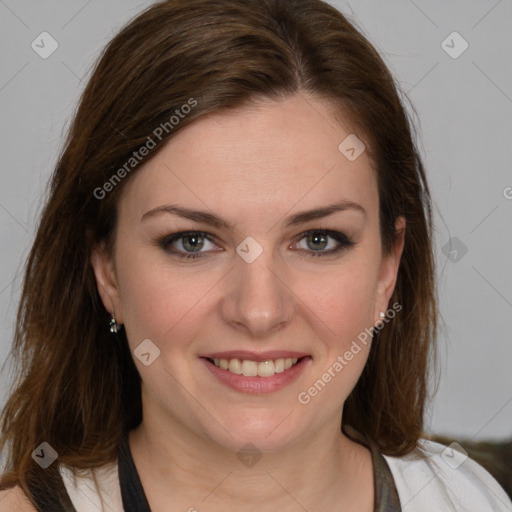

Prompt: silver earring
[
  {"left": 380, "top": 312, "right": 386, "bottom": 318},
  {"left": 109, "top": 311, "right": 120, "bottom": 333}
]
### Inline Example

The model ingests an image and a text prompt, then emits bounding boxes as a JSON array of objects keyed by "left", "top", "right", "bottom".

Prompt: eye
[
  {"left": 157, "top": 231, "right": 218, "bottom": 259},
  {"left": 292, "top": 229, "right": 354, "bottom": 257}
]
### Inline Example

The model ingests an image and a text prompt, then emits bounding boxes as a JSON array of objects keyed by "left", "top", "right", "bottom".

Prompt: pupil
[
  {"left": 185, "top": 234, "right": 203, "bottom": 252},
  {"left": 309, "top": 232, "right": 327, "bottom": 250}
]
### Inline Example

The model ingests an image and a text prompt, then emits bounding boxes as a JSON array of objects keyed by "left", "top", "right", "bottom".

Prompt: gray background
[{"left": 0, "top": 0, "right": 511, "bottom": 443}]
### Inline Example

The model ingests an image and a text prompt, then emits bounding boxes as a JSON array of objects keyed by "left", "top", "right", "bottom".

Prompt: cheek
[
  {"left": 114, "top": 248, "right": 206, "bottom": 348},
  {"left": 294, "top": 265, "right": 379, "bottom": 406},
  {"left": 294, "top": 259, "right": 379, "bottom": 343}
]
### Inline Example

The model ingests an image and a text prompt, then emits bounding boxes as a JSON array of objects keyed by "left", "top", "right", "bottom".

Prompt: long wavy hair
[{"left": 0, "top": 0, "right": 437, "bottom": 502}]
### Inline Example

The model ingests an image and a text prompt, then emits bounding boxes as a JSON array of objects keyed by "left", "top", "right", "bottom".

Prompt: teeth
[
  {"left": 211, "top": 357, "right": 300, "bottom": 377},
  {"left": 241, "top": 360, "right": 258, "bottom": 377},
  {"left": 274, "top": 358, "right": 285, "bottom": 373},
  {"left": 228, "top": 358, "right": 242, "bottom": 374},
  {"left": 258, "top": 360, "right": 275, "bottom": 377}
]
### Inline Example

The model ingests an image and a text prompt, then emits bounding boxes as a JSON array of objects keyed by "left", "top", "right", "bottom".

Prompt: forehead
[{"left": 119, "top": 93, "right": 378, "bottom": 226}]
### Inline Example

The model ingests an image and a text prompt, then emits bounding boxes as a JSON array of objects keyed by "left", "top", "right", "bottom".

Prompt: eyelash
[{"left": 156, "top": 229, "right": 355, "bottom": 260}]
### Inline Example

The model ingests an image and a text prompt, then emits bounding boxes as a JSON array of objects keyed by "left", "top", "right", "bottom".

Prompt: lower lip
[{"left": 200, "top": 357, "right": 311, "bottom": 394}]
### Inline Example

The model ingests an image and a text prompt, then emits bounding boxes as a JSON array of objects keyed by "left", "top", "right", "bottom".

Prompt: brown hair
[{"left": 0, "top": 0, "right": 436, "bottom": 500}]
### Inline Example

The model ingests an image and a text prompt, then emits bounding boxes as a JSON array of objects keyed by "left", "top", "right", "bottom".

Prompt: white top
[
  {"left": 382, "top": 439, "right": 512, "bottom": 511},
  {"left": 59, "top": 439, "right": 512, "bottom": 511},
  {"left": 59, "top": 462, "right": 122, "bottom": 511}
]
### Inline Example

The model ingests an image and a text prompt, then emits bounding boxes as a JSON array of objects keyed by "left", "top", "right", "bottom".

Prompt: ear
[
  {"left": 90, "top": 242, "right": 124, "bottom": 325},
  {"left": 372, "top": 216, "right": 406, "bottom": 324}
]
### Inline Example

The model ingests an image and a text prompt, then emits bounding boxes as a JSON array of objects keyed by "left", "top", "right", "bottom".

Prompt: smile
[
  {"left": 208, "top": 357, "right": 300, "bottom": 377},
  {"left": 200, "top": 354, "right": 311, "bottom": 394}
]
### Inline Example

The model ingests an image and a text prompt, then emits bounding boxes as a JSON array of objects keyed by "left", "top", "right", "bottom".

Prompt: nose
[{"left": 220, "top": 248, "right": 295, "bottom": 339}]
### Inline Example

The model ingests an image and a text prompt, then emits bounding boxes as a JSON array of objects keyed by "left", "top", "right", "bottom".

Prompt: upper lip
[{"left": 201, "top": 350, "right": 310, "bottom": 362}]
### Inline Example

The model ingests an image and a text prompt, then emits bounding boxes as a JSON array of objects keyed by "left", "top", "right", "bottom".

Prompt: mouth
[{"left": 199, "top": 352, "right": 312, "bottom": 394}]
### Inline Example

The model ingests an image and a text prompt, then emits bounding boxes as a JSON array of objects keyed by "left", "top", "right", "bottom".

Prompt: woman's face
[{"left": 92, "top": 93, "right": 404, "bottom": 453}]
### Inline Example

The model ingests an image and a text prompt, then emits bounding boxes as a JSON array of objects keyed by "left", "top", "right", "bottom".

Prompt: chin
[{"left": 202, "top": 409, "right": 305, "bottom": 453}]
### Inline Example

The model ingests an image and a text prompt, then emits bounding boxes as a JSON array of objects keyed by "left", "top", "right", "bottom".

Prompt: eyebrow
[{"left": 141, "top": 200, "right": 366, "bottom": 230}]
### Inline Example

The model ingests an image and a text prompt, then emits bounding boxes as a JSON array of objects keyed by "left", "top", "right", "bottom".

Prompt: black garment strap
[
  {"left": 118, "top": 429, "right": 152, "bottom": 512},
  {"left": 368, "top": 441, "right": 402, "bottom": 511},
  {"left": 25, "top": 465, "right": 78, "bottom": 512},
  {"left": 26, "top": 431, "right": 153, "bottom": 512},
  {"left": 343, "top": 425, "right": 401, "bottom": 512}
]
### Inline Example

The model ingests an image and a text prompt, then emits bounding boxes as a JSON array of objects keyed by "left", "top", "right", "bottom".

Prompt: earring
[
  {"left": 375, "top": 312, "right": 385, "bottom": 325},
  {"left": 373, "top": 312, "right": 386, "bottom": 336},
  {"left": 109, "top": 311, "right": 120, "bottom": 333}
]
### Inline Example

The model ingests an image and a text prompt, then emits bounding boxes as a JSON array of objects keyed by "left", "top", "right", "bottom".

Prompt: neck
[{"left": 129, "top": 408, "right": 374, "bottom": 511}]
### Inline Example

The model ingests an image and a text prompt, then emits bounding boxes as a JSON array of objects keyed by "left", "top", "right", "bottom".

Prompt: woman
[{"left": 0, "top": 0, "right": 510, "bottom": 510}]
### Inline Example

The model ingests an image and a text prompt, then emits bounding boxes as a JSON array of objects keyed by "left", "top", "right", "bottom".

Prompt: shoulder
[
  {"left": 383, "top": 439, "right": 512, "bottom": 511},
  {"left": 0, "top": 486, "right": 37, "bottom": 512}
]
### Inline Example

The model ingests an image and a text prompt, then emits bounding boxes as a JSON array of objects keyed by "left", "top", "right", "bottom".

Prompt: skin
[{"left": 91, "top": 92, "right": 405, "bottom": 512}]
